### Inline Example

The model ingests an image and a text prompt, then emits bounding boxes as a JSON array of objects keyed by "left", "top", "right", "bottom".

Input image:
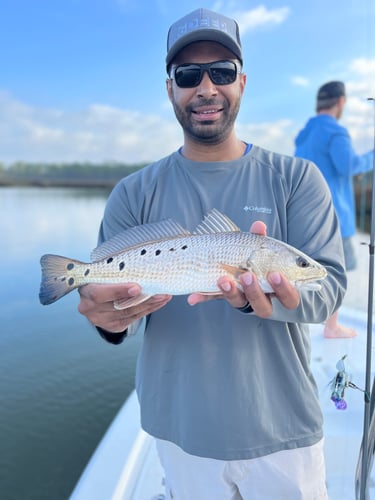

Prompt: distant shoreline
[
  {"left": 0, "top": 173, "right": 372, "bottom": 220},
  {"left": 0, "top": 161, "right": 146, "bottom": 189},
  {"left": 0, "top": 177, "right": 117, "bottom": 188}
]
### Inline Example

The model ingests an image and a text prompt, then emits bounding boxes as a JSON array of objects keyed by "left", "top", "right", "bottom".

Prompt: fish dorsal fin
[
  {"left": 194, "top": 209, "right": 240, "bottom": 234},
  {"left": 91, "top": 219, "right": 190, "bottom": 261}
]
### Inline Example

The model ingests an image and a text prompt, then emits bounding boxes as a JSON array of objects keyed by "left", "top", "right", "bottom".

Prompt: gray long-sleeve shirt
[{"left": 98, "top": 145, "right": 346, "bottom": 460}]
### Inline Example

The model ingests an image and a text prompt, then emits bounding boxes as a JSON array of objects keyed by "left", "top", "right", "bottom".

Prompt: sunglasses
[{"left": 170, "top": 60, "right": 240, "bottom": 88}]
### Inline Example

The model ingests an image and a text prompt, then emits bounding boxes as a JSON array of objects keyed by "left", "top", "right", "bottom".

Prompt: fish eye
[{"left": 296, "top": 256, "right": 310, "bottom": 268}]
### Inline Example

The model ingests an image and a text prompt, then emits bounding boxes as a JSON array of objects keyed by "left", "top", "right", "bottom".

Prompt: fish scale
[{"left": 39, "top": 209, "right": 327, "bottom": 308}]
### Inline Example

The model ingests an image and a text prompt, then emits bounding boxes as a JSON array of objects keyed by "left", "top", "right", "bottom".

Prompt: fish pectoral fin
[
  {"left": 113, "top": 294, "right": 152, "bottom": 310},
  {"left": 220, "top": 264, "right": 249, "bottom": 281}
]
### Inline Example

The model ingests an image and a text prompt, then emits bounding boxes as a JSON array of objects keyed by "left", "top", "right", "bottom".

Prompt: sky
[{"left": 1, "top": 0, "right": 375, "bottom": 165}]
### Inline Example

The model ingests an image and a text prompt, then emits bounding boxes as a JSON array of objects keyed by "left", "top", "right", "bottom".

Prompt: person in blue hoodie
[{"left": 295, "top": 81, "right": 373, "bottom": 338}]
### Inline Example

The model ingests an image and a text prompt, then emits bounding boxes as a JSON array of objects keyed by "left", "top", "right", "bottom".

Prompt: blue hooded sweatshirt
[{"left": 295, "top": 114, "right": 373, "bottom": 238}]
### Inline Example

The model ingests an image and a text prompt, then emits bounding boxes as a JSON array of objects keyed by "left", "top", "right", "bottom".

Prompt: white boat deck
[{"left": 71, "top": 232, "right": 375, "bottom": 500}]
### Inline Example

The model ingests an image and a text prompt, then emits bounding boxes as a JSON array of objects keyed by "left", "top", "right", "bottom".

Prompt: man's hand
[
  {"left": 188, "top": 220, "right": 300, "bottom": 317},
  {"left": 78, "top": 283, "right": 172, "bottom": 333}
]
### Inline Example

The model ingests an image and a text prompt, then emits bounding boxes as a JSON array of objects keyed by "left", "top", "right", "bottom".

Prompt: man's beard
[{"left": 171, "top": 98, "right": 241, "bottom": 145}]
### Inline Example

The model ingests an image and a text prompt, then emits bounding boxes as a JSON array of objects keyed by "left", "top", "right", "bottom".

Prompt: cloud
[
  {"left": 343, "top": 97, "right": 374, "bottom": 153},
  {"left": 349, "top": 57, "right": 375, "bottom": 77},
  {"left": 0, "top": 89, "right": 297, "bottom": 164},
  {"left": 0, "top": 92, "right": 182, "bottom": 164},
  {"left": 341, "top": 57, "right": 375, "bottom": 153},
  {"left": 0, "top": 54, "right": 374, "bottom": 165},
  {"left": 235, "top": 5, "right": 290, "bottom": 34},
  {"left": 345, "top": 57, "right": 375, "bottom": 97},
  {"left": 236, "top": 119, "right": 295, "bottom": 156},
  {"left": 290, "top": 76, "right": 310, "bottom": 87}
]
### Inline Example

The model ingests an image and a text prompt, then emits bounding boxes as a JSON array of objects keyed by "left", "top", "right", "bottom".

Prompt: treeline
[
  {"left": 0, "top": 161, "right": 147, "bottom": 188},
  {"left": 0, "top": 161, "right": 372, "bottom": 211}
]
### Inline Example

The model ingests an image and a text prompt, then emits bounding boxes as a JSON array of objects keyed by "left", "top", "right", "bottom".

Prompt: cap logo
[{"left": 170, "top": 15, "right": 229, "bottom": 46}]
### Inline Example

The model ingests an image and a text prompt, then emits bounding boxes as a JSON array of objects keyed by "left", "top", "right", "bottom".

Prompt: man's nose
[{"left": 196, "top": 71, "right": 218, "bottom": 97}]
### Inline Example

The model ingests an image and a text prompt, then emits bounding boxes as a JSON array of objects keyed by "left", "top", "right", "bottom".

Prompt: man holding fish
[{"left": 75, "top": 8, "right": 346, "bottom": 499}]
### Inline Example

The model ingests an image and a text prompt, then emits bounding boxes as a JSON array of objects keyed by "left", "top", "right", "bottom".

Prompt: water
[{"left": 0, "top": 187, "right": 142, "bottom": 500}]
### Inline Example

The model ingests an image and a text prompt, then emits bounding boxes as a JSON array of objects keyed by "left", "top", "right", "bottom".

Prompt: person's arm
[
  {"left": 359, "top": 150, "right": 374, "bottom": 174},
  {"left": 330, "top": 131, "right": 373, "bottom": 175}
]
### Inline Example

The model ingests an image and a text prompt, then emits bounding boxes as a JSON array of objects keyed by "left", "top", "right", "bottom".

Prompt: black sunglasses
[{"left": 170, "top": 60, "right": 240, "bottom": 88}]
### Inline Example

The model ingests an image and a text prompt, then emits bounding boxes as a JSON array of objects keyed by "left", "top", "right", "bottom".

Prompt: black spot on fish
[
  {"left": 169, "top": 248, "right": 175, "bottom": 252},
  {"left": 84, "top": 269, "right": 90, "bottom": 276},
  {"left": 296, "top": 256, "right": 309, "bottom": 268},
  {"left": 67, "top": 263, "right": 75, "bottom": 270},
  {"left": 119, "top": 262, "right": 125, "bottom": 271},
  {"left": 61, "top": 277, "right": 66, "bottom": 282},
  {"left": 181, "top": 245, "right": 188, "bottom": 250},
  {"left": 107, "top": 257, "right": 113, "bottom": 264},
  {"left": 141, "top": 249, "right": 146, "bottom": 255},
  {"left": 68, "top": 278, "right": 75, "bottom": 286},
  {"left": 155, "top": 249, "right": 161, "bottom": 256}
]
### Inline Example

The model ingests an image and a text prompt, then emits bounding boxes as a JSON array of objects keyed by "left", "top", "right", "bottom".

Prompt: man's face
[
  {"left": 335, "top": 96, "right": 346, "bottom": 120},
  {"left": 166, "top": 41, "right": 246, "bottom": 145}
]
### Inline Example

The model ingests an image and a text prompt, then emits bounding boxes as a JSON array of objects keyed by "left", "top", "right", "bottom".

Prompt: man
[
  {"left": 79, "top": 9, "right": 346, "bottom": 499},
  {"left": 295, "top": 81, "right": 373, "bottom": 339}
]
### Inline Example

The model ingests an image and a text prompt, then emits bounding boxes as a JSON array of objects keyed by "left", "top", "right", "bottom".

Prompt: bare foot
[{"left": 324, "top": 324, "right": 357, "bottom": 339}]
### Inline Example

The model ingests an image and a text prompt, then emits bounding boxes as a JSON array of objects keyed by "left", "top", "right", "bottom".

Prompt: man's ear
[
  {"left": 166, "top": 78, "right": 173, "bottom": 101},
  {"left": 239, "top": 73, "right": 247, "bottom": 96}
]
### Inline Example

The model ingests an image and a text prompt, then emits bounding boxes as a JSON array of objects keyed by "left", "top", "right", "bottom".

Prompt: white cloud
[
  {"left": 236, "top": 119, "right": 295, "bottom": 156},
  {"left": 349, "top": 57, "right": 375, "bottom": 77},
  {"left": 1, "top": 54, "right": 374, "bottom": 165},
  {"left": 0, "top": 90, "right": 296, "bottom": 164},
  {"left": 291, "top": 76, "right": 310, "bottom": 87},
  {"left": 341, "top": 57, "right": 375, "bottom": 153},
  {"left": 235, "top": 5, "right": 290, "bottom": 34},
  {"left": 345, "top": 57, "right": 375, "bottom": 99},
  {"left": 0, "top": 92, "right": 182, "bottom": 165},
  {"left": 343, "top": 98, "right": 374, "bottom": 153}
]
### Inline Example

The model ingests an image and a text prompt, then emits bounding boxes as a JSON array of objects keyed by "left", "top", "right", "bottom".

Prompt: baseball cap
[
  {"left": 166, "top": 8, "right": 242, "bottom": 69},
  {"left": 317, "top": 81, "right": 346, "bottom": 100}
]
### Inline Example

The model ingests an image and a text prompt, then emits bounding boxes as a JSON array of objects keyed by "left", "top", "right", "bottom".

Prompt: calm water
[{"left": 0, "top": 187, "right": 142, "bottom": 500}]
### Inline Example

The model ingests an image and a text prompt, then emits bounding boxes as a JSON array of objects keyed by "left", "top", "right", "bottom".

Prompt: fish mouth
[{"left": 295, "top": 275, "right": 326, "bottom": 291}]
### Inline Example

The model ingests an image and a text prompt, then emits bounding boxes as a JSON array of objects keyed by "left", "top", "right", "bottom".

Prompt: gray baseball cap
[{"left": 166, "top": 8, "right": 242, "bottom": 69}]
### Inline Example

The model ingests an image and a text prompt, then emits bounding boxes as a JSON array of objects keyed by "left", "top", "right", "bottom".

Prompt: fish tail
[{"left": 39, "top": 254, "right": 84, "bottom": 305}]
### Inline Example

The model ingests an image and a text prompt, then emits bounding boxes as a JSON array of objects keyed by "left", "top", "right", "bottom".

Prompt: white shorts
[{"left": 156, "top": 438, "right": 328, "bottom": 500}]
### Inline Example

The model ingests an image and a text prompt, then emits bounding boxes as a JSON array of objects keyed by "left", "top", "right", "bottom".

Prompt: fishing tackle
[{"left": 330, "top": 355, "right": 366, "bottom": 410}]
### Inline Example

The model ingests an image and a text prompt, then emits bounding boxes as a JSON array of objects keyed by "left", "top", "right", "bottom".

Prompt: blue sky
[{"left": 1, "top": 0, "right": 374, "bottom": 164}]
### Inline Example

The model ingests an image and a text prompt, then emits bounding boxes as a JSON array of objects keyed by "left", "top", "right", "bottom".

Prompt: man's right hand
[{"left": 78, "top": 283, "right": 172, "bottom": 333}]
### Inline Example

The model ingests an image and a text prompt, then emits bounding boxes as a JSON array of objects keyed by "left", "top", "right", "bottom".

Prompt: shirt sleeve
[
  {"left": 95, "top": 317, "right": 146, "bottom": 344},
  {"left": 330, "top": 131, "right": 373, "bottom": 176},
  {"left": 359, "top": 150, "right": 374, "bottom": 174}
]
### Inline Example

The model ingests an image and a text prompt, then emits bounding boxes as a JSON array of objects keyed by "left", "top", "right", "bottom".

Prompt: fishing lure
[{"left": 330, "top": 355, "right": 366, "bottom": 410}]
